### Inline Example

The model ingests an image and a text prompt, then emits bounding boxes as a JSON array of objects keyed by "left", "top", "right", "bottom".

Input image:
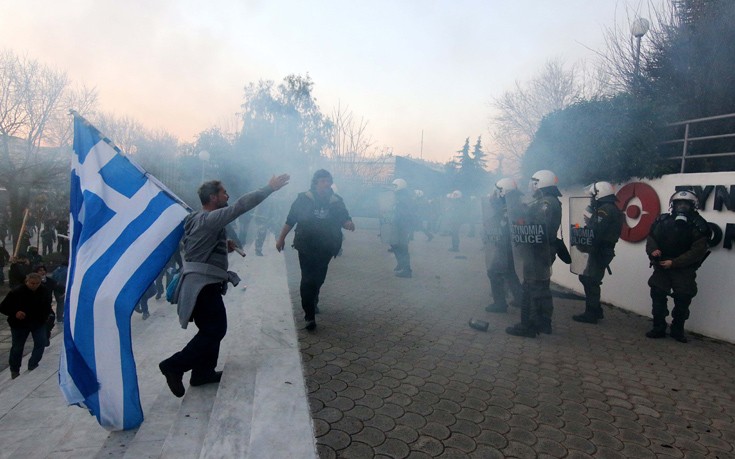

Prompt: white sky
[{"left": 1, "top": 0, "right": 656, "bottom": 164}]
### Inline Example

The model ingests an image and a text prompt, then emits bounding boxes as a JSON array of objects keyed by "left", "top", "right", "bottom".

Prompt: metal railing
[{"left": 662, "top": 112, "right": 735, "bottom": 173}]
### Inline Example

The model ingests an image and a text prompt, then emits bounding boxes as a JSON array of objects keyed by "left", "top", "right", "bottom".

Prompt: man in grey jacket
[{"left": 159, "top": 174, "right": 290, "bottom": 397}]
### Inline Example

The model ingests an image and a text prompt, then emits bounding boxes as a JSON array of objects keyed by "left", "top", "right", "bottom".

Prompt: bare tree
[
  {"left": 489, "top": 58, "right": 590, "bottom": 174},
  {"left": 0, "top": 50, "right": 71, "bottom": 249},
  {"left": 325, "top": 102, "right": 392, "bottom": 184}
]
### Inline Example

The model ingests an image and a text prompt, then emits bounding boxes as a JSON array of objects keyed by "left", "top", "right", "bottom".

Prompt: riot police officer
[
  {"left": 390, "top": 178, "right": 415, "bottom": 278},
  {"left": 572, "top": 182, "right": 624, "bottom": 324},
  {"left": 484, "top": 178, "right": 523, "bottom": 313},
  {"left": 506, "top": 170, "right": 562, "bottom": 337},
  {"left": 645, "top": 190, "right": 710, "bottom": 343}
]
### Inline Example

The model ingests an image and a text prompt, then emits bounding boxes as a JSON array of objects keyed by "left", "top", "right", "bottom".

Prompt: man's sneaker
[
  {"left": 10, "top": 371, "right": 19, "bottom": 380},
  {"left": 28, "top": 364, "right": 38, "bottom": 372},
  {"left": 572, "top": 313, "right": 598, "bottom": 324},
  {"left": 645, "top": 329, "right": 667, "bottom": 339},
  {"left": 485, "top": 304, "right": 508, "bottom": 313},
  {"left": 305, "top": 320, "right": 317, "bottom": 331},
  {"left": 142, "top": 311, "right": 150, "bottom": 320},
  {"left": 190, "top": 371, "right": 223, "bottom": 387},
  {"left": 505, "top": 323, "right": 538, "bottom": 338},
  {"left": 395, "top": 270, "right": 412, "bottom": 278},
  {"left": 159, "top": 362, "right": 185, "bottom": 397}
]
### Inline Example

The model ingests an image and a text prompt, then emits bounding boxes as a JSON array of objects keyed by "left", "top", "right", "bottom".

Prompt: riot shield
[
  {"left": 481, "top": 194, "right": 511, "bottom": 274},
  {"left": 507, "top": 191, "right": 553, "bottom": 282},
  {"left": 569, "top": 196, "right": 594, "bottom": 275},
  {"left": 378, "top": 190, "right": 396, "bottom": 245}
]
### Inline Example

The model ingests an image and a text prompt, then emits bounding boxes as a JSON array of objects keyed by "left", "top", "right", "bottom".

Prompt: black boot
[
  {"left": 646, "top": 317, "right": 667, "bottom": 339},
  {"left": 505, "top": 322, "right": 538, "bottom": 338},
  {"left": 572, "top": 312, "right": 598, "bottom": 324},
  {"left": 669, "top": 320, "right": 688, "bottom": 343}
]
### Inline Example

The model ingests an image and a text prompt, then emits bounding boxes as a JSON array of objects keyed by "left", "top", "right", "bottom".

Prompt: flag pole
[{"left": 13, "top": 208, "right": 30, "bottom": 258}]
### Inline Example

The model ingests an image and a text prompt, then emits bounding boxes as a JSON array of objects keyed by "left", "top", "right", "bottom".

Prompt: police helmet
[
  {"left": 392, "top": 178, "right": 408, "bottom": 191},
  {"left": 669, "top": 190, "right": 698, "bottom": 210},
  {"left": 495, "top": 177, "right": 517, "bottom": 198},
  {"left": 586, "top": 181, "right": 616, "bottom": 200},
  {"left": 530, "top": 170, "right": 558, "bottom": 193}
]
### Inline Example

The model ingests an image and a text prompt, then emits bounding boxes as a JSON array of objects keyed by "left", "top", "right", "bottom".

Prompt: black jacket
[
  {"left": 286, "top": 190, "right": 351, "bottom": 256},
  {"left": 0, "top": 284, "right": 53, "bottom": 329}
]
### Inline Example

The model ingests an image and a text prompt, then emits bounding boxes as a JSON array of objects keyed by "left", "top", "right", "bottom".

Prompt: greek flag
[{"left": 59, "top": 114, "right": 189, "bottom": 430}]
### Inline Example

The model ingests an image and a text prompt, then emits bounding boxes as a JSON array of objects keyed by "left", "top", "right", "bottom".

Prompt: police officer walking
[
  {"left": 572, "top": 182, "right": 624, "bottom": 324},
  {"left": 484, "top": 178, "right": 523, "bottom": 313},
  {"left": 506, "top": 170, "right": 562, "bottom": 337},
  {"left": 645, "top": 190, "right": 710, "bottom": 343}
]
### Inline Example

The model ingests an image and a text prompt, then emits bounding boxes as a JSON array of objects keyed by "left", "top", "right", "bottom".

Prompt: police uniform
[
  {"left": 507, "top": 189, "right": 562, "bottom": 336},
  {"left": 573, "top": 198, "right": 623, "bottom": 323},
  {"left": 645, "top": 208, "right": 709, "bottom": 342}
]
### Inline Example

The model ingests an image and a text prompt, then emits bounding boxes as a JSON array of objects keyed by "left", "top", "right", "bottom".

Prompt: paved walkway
[{"left": 293, "top": 223, "right": 735, "bottom": 458}]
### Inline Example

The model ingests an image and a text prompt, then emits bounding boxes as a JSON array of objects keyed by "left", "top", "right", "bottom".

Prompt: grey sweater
[{"left": 176, "top": 186, "right": 274, "bottom": 328}]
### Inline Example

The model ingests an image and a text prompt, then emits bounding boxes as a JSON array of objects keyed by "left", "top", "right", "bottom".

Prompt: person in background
[
  {"left": 8, "top": 255, "right": 32, "bottom": 289},
  {"left": 645, "top": 190, "right": 710, "bottom": 343},
  {"left": 50, "top": 262, "right": 68, "bottom": 323},
  {"left": 447, "top": 190, "right": 464, "bottom": 252},
  {"left": 159, "top": 174, "right": 290, "bottom": 398},
  {"left": 0, "top": 244, "right": 9, "bottom": 285},
  {"left": 389, "top": 178, "right": 415, "bottom": 278},
  {"left": 276, "top": 169, "right": 354, "bottom": 331},
  {"left": 0, "top": 273, "right": 52, "bottom": 379}
]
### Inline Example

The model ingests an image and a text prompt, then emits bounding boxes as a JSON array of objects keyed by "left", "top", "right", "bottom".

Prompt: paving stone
[
  {"left": 426, "top": 409, "right": 456, "bottom": 427},
  {"left": 318, "top": 428, "right": 351, "bottom": 451},
  {"left": 443, "top": 432, "right": 476, "bottom": 453},
  {"left": 388, "top": 425, "right": 420, "bottom": 444},
  {"left": 316, "top": 443, "right": 337, "bottom": 459},
  {"left": 353, "top": 426, "right": 386, "bottom": 447},
  {"left": 364, "top": 414, "right": 396, "bottom": 433},
  {"left": 469, "top": 444, "right": 504, "bottom": 458},
  {"left": 374, "top": 437, "right": 411, "bottom": 459},
  {"left": 411, "top": 435, "right": 444, "bottom": 457},
  {"left": 502, "top": 440, "right": 538, "bottom": 458},
  {"left": 330, "top": 416, "right": 363, "bottom": 436}
]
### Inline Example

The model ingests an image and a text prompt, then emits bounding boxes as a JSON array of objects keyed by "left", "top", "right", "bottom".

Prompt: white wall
[{"left": 553, "top": 172, "right": 735, "bottom": 343}]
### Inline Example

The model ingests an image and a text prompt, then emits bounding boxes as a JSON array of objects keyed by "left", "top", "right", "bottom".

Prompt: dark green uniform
[
  {"left": 645, "top": 212, "right": 709, "bottom": 341},
  {"left": 575, "top": 198, "right": 623, "bottom": 322}
]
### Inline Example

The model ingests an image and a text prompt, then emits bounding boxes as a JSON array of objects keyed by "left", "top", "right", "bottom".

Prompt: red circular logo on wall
[{"left": 616, "top": 182, "right": 661, "bottom": 242}]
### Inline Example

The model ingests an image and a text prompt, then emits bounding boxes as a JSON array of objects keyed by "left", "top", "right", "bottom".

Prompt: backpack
[{"left": 166, "top": 272, "right": 181, "bottom": 304}]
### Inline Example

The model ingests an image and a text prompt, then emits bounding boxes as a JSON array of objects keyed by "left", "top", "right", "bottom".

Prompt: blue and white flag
[{"left": 59, "top": 114, "right": 189, "bottom": 431}]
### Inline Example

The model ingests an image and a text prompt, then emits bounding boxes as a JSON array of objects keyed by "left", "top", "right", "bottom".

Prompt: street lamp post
[
  {"left": 198, "top": 150, "right": 210, "bottom": 182},
  {"left": 631, "top": 17, "right": 650, "bottom": 85}
]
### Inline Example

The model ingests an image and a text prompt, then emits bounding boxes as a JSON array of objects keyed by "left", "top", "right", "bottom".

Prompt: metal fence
[{"left": 662, "top": 112, "right": 735, "bottom": 173}]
